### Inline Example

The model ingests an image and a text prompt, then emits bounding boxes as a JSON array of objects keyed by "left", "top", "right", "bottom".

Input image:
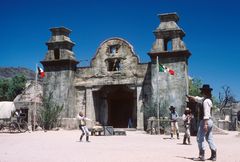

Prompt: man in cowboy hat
[
  {"left": 187, "top": 84, "right": 217, "bottom": 161},
  {"left": 169, "top": 106, "right": 179, "bottom": 139}
]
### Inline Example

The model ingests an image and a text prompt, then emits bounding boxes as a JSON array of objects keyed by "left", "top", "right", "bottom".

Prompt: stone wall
[{"left": 43, "top": 69, "right": 76, "bottom": 118}]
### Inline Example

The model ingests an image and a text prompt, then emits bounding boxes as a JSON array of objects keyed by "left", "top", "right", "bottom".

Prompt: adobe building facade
[{"left": 41, "top": 13, "right": 191, "bottom": 130}]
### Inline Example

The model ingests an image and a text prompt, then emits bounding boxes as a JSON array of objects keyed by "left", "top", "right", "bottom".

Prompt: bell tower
[
  {"left": 41, "top": 27, "right": 79, "bottom": 118},
  {"left": 148, "top": 13, "right": 191, "bottom": 115}
]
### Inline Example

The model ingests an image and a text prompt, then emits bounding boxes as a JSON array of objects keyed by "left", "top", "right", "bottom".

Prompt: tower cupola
[
  {"left": 149, "top": 12, "right": 189, "bottom": 54},
  {"left": 41, "top": 27, "right": 79, "bottom": 71}
]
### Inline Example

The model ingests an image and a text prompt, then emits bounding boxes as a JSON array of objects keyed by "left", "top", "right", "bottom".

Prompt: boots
[
  {"left": 193, "top": 150, "right": 205, "bottom": 161},
  {"left": 80, "top": 134, "right": 84, "bottom": 142},
  {"left": 208, "top": 149, "right": 216, "bottom": 161},
  {"left": 170, "top": 133, "right": 173, "bottom": 139},
  {"left": 86, "top": 135, "right": 90, "bottom": 142},
  {"left": 187, "top": 137, "right": 191, "bottom": 144},
  {"left": 177, "top": 133, "right": 180, "bottom": 139},
  {"left": 183, "top": 137, "right": 187, "bottom": 144}
]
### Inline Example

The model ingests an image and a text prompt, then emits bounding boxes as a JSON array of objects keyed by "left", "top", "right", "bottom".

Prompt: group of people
[
  {"left": 76, "top": 84, "right": 217, "bottom": 161},
  {"left": 169, "top": 105, "right": 192, "bottom": 145},
  {"left": 169, "top": 84, "right": 217, "bottom": 161}
]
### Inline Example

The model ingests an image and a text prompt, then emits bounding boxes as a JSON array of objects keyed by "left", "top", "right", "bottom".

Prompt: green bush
[
  {"left": 189, "top": 78, "right": 202, "bottom": 96},
  {"left": 38, "top": 92, "right": 63, "bottom": 130}
]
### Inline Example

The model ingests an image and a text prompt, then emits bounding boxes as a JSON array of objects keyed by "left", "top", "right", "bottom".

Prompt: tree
[
  {"left": 0, "top": 75, "right": 26, "bottom": 101},
  {"left": 0, "top": 78, "right": 10, "bottom": 101},
  {"left": 218, "top": 85, "right": 236, "bottom": 116},
  {"left": 6, "top": 75, "right": 26, "bottom": 101},
  {"left": 38, "top": 92, "right": 63, "bottom": 130},
  {"left": 189, "top": 78, "right": 202, "bottom": 96}
]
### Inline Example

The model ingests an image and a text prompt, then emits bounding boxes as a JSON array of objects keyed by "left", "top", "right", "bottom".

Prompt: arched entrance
[{"left": 94, "top": 85, "right": 136, "bottom": 128}]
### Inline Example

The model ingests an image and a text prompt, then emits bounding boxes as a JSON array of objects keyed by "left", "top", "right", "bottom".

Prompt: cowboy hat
[
  {"left": 200, "top": 84, "right": 213, "bottom": 91},
  {"left": 185, "top": 107, "right": 190, "bottom": 111}
]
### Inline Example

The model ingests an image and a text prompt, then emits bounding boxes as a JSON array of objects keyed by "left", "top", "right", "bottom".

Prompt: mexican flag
[
  {"left": 37, "top": 67, "right": 45, "bottom": 78},
  {"left": 159, "top": 64, "right": 175, "bottom": 75}
]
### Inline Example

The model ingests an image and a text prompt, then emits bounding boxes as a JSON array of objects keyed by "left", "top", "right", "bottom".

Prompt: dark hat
[
  {"left": 169, "top": 106, "right": 175, "bottom": 110},
  {"left": 200, "top": 84, "right": 213, "bottom": 91}
]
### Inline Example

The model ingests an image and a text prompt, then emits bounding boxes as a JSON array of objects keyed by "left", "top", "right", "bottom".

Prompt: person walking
[
  {"left": 77, "top": 111, "right": 91, "bottom": 142},
  {"left": 169, "top": 106, "right": 179, "bottom": 139},
  {"left": 187, "top": 84, "right": 217, "bottom": 161},
  {"left": 182, "top": 107, "right": 193, "bottom": 145}
]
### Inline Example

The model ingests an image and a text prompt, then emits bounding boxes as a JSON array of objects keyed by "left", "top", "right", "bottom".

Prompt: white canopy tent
[{"left": 0, "top": 101, "right": 16, "bottom": 119}]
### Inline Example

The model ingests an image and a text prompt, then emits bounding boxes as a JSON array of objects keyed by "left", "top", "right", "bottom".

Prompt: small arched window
[
  {"left": 109, "top": 45, "right": 120, "bottom": 55},
  {"left": 164, "top": 39, "right": 172, "bottom": 52}
]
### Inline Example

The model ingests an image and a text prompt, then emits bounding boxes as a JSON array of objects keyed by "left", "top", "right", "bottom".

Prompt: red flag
[{"left": 37, "top": 67, "right": 45, "bottom": 78}]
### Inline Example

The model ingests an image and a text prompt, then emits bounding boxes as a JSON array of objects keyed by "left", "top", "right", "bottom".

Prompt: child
[
  {"left": 76, "top": 111, "right": 91, "bottom": 142},
  {"left": 182, "top": 107, "right": 193, "bottom": 144}
]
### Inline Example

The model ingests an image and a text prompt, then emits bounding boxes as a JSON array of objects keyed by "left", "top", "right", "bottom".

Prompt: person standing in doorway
[
  {"left": 77, "top": 111, "right": 91, "bottom": 142},
  {"left": 169, "top": 106, "right": 179, "bottom": 139},
  {"left": 187, "top": 84, "right": 217, "bottom": 161}
]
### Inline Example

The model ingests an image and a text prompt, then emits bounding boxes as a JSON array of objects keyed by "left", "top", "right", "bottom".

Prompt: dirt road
[{"left": 0, "top": 130, "right": 239, "bottom": 162}]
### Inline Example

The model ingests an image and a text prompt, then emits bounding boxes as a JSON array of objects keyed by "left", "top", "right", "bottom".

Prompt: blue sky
[{"left": 0, "top": 0, "right": 239, "bottom": 100}]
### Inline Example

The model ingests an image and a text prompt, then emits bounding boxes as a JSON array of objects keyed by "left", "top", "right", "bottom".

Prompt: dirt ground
[{"left": 0, "top": 130, "right": 239, "bottom": 162}]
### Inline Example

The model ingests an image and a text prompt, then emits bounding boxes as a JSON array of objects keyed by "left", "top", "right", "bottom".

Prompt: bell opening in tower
[{"left": 54, "top": 49, "right": 60, "bottom": 59}]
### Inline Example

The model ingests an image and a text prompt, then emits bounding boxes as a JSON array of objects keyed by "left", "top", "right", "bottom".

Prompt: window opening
[
  {"left": 164, "top": 39, "right": 172, "bottom": 51},
  {"left": 109, "top": 45, "right": 120, "bottom": 55},
  {"left": 54, "top": 49, "right": 60, "bottom": 59},
  {"left": 107, "top": 59, "right": 121, "bottom": 71}
]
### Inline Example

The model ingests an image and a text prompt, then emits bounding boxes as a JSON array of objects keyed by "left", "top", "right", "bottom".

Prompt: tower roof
[
  {"left": 156, "top": 12, "right": 181, "bottom": 31},
  {"left": 159, "top": 12, "right": 179, "bottom": 22},
  {"left": 47, "top": 27, "right": 75, "bottom": 45},
  {"left": 50, "top": 27, "right": 72, "bottom": 36}
]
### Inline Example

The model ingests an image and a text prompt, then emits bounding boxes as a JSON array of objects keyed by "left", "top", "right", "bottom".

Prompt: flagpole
[
  {"left": 156, "top": 56, "right": 160, "bottom": 134},
  {"left": 33, "top": 63, "right": 38, "bottom": 131}
]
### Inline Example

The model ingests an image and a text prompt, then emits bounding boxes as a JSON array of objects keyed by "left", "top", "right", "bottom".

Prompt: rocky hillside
[{"left": 0, "top": 67, "right": 35, "bottom": 80}]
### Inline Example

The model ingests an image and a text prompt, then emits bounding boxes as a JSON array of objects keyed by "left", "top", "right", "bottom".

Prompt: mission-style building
[{"left": 41, "top": 13, "right": 191, "bottom": 129}]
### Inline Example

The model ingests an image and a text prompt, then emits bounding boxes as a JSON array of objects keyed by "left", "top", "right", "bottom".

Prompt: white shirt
[
  {"left": 76, "top": 115, "right": 92, "bottom": 126},
  {"left": 76, "top": 115, "right": 91, "bottom": 121},
  {"left": 193, "top": 96, "right": 212, "bottom": 120}
]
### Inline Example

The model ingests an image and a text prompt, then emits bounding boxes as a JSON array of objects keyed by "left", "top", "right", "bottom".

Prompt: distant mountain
[{"left": 0, "top": 67, "right": 35, "bottom": 80}]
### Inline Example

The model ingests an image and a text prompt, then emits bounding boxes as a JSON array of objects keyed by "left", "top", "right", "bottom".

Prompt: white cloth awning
[{"left": 0, "top": 101, "right": 16, "bottom": 119}]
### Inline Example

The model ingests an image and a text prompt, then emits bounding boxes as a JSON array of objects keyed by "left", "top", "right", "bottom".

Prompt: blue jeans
[{"left": 197, "top": 119, "right": 216, "bottom": 151}]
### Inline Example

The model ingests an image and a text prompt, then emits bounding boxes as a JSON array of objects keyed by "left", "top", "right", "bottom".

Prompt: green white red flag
[{"left": 159, "top": 63, "right": 175, "bottom": 75}]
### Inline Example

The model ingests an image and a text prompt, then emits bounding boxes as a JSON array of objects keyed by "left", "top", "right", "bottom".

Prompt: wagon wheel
[
  {"left": 9, "top": 122, "right": 19, "bottom": 133},
  {"left": 19, "top": 121, "right": 28, "bottom": 133}
]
